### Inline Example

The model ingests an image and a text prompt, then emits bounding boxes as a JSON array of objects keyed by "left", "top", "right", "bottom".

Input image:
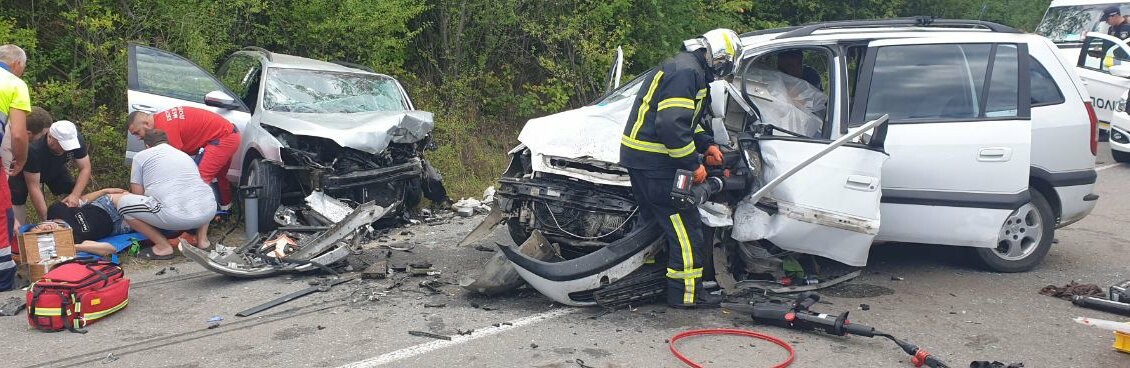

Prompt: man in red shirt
[{"left": 126, "top": 106, "right": 240, "bottom": 249}]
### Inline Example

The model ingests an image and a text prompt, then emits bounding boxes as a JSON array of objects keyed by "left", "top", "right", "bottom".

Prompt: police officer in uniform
[
  {"left": 619, "top": 29, "right": 741, "bottom": 308},
  {"left": 1104, "top": 6, "right": 1130, "bottom": 40}
]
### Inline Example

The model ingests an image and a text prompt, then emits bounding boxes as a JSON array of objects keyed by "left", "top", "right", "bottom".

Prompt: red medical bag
[{"left": 27, "top": 260, "right": 130, "bottom": 332}]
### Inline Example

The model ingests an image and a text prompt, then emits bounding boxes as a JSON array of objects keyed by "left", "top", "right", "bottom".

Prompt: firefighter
[{"left": 619, "top": 29, "right": 742, "bottom": 308}]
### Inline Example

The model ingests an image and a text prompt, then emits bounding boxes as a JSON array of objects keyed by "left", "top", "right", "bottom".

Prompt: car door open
[
  {"left": 1076, "top": 33, "right": 1130, "bottom": 122},
  {"left": 125, "top": 44, "right": 251, "bottom": 161}
]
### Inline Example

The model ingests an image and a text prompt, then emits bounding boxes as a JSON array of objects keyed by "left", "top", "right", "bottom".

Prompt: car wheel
[
  {"left": 973, "top": 188, "right": 1054, "bottom": 273},
  {"left": 247, "top": 159, "right": 283, "bottom": 232},
  {"left": 1113, "top": 148, "right": 1130, "bottom": 163}
]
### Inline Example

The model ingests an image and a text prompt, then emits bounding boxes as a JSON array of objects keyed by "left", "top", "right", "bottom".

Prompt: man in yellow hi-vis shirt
[{"left": 0, "top": 44, "right": 31, "bottom": 290}]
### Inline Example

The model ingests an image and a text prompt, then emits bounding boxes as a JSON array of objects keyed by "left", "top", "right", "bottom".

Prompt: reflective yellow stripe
[
  {"left": 722, "top": 33, "right": 735, "bottom": 56},
  {"left": 84, "top": 300, "right": 128, "bottom": 321},
  {"left": 622, "top": 135, "right": 696, "bottom": 158},
  {"left": 621, "top": 135, "right": 667, "bottom": 154},
  {"left": 666, "top": 267, "right": 704, "bottom": 279},
  {"left": 669, "top": 214, "right": 696, "bottom": 304},
  {"left": 667, "top": 141, "right": 696, "bottom": 158},
  {"left": 692, "top": 97, "right": 705, "bottom": 124},
  {"left": 657, "top": 97, "right": 695, "bottom": 111},
  {"left": 696, "top": 88, "right": 708, "bottom": 99},
  {"left": 694, "top": 124, "right": 706, "bottom": 134},
  {"left": 630, "top": 71, "right": 665, "bottom": 138},
  {"left": 34, "top": 308, "right": 63, "bottom": 316}
]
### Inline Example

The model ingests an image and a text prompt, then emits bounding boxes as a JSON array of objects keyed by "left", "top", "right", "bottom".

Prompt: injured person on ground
[{"left": 35, "top": 187, "right": 133, "bottom": 256}]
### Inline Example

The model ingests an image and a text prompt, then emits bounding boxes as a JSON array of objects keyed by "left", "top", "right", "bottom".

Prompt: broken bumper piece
[
  {"left": 499, "top": 220, "right": 661, "bottom": 306},
  {"left": 182, "top": 201, "right": 391, "bottom": 278}
]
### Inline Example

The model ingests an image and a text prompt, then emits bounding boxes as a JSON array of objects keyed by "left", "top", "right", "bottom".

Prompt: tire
[
  {"left": 973, "top": 188, "right": 1054, "bottom": 273},
  {"left": 1113, "top": 148, "right": 1130, "bottom": 163},
  {"left": 247, "top": 159, "right": 283, "bottom": 232}
]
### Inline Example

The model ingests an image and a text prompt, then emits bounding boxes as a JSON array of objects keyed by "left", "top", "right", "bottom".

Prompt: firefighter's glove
[
  {"left": 693, "top": 164, "right": 707, "bottom": 184},
  {"left": 705, "top": 145, "right": 724, "bottom": 167}
]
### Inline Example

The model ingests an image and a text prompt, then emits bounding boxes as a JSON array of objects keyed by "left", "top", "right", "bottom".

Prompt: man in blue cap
[{"left": 1103, "top": 5, "right": 1130, "bottom": 40}]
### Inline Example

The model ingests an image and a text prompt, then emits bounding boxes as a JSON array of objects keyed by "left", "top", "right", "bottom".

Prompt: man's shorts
[
  {"left": 9, "top": 172, "right": 75, "bottom": 206},
  {"left": 87, "top": 194, "right": 131, "bottom": 235},
  {"left": 116, "top": 194, "right": 213, "bottom": 232}
]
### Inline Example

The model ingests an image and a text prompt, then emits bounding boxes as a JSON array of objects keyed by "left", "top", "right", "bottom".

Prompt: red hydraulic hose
[{"left": 669, "top": 328, "right": 796, "bottom": 368}]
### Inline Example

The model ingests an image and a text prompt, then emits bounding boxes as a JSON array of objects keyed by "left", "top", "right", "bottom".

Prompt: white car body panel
[
  {"left": 1074, "top": 33, "right": 1130, "bottom": 123},
  {"left": 733, "top": 139, "right": 888, "bottom": 266}
]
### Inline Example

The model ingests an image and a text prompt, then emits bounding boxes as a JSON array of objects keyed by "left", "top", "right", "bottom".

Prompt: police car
[{"left": 1036, "top": 1, "right": 1130, "bottom": 130}]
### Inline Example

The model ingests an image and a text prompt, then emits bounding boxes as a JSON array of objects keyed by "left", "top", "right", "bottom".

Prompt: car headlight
[{"left": 1113, "top": 129, "right": 1128, "bottom": 144}]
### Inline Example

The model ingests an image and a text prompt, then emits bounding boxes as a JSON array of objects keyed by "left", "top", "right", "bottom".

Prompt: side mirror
[
  {"left": 1112, "top": 64, "right": 1130, "bottom": 78},
  {"left": 204, "top": 90, "right": 240, "bottom": 110}
]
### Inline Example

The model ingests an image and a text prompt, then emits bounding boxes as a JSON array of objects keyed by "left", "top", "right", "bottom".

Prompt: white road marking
[
  {"left": 1097, "top": 163, "right": 1121, "bottom": 171},
  {"left": 336, "top": 308, "right": 578, "bottom": 368}
]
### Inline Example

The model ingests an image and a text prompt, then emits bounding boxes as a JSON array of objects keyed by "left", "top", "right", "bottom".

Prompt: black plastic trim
[
  {"left": 498, "top": 221, "right": 660, "bottom": 282},
  {"left": 881, "top": 189, "right": 1029, "bottom": 209},
  {"left": 1030, "top": 167, "right": 1098, "bottom": 187}
]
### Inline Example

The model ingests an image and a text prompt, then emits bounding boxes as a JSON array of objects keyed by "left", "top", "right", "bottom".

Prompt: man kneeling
[{"left": 120, "top": 130, "right": 216, "bottom": 260}]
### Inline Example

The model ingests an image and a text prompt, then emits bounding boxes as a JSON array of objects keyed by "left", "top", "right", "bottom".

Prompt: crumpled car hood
[
  {"left": 259, "top": 110, "right": 435, "bottom": 154},
  {"left": 517, "top": 97, "right": 631, "bottom": 165}
]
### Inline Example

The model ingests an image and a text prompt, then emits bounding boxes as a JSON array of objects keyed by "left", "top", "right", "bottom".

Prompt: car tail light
[{"left": 1085, "top": 101, "right": 1098, "bottom": 156}]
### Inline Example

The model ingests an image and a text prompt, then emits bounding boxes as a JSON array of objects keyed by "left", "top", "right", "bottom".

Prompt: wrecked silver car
[
  {"left": 126, "top": 45, "right": 449, "bottom": 277},
  {"left": 126, "top": 45, "right": 448, "bottom": 234}
]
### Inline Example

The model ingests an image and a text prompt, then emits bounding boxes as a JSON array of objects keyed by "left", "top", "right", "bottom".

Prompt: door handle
[
  {"left": 977, "top": 147, "right": 1012, "bottom": 162},
  {"left": 844, "top": 175, "right": 878, "bottom": 192},
  {"left": 130, "top": 104, "right": 158, "bottom": 113}
]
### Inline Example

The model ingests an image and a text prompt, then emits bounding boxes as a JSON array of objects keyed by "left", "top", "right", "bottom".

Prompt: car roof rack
[
  {"left": 740, "top": 26, "right": 802, "bottom": 38},
  {"left": 331, "top": 61, "right": 375, "bottom": 73},
  {"left": 242, "top": 46, "right": 273, "bottom": 61},
  {"left": 774, "top": 16, "right": 1019, "bottom": 39}
]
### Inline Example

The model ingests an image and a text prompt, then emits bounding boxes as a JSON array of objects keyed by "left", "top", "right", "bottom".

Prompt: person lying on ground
[
  {"left": 120, "top": 129, "right": 216, "bottom": 260},
  {"left": 34, "top": 187, "right": 132, "bottom": 257},
  {"left": 14, "top": 120, "right": 92, "bottom": 225}
]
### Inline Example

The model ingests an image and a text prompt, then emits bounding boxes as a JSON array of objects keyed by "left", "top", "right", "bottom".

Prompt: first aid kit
[{"left": 27, "top": 259, "right": 130, "bottom": 333}]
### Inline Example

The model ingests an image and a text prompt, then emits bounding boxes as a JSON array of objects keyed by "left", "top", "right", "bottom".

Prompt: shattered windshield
[
  {"left": 1035, "top": 4, "right": 1126, "bottom": 43},
  {"left": 593, "top": 68, "right": 654, "bottom": 106},
  {"left": 264, "top": 68, "right": 409, "bottom": 113}
]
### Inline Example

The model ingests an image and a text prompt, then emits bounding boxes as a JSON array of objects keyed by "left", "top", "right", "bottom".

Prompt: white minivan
[
  {"left": 1036, "top": 0, "right": 1130, "bottom": 127},
  {"left": 486, "top": 18, "right": 1100, "bottom": 297}
]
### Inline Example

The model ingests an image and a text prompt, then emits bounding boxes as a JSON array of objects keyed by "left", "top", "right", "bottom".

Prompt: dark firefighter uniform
[{"left": 619, "top": 50, "right": 715, "bottom": 306}]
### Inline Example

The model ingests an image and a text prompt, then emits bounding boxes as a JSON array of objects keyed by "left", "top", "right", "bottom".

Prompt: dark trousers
[
  {"left": 628, "top": 169, "right": 710, "bottom": 305},
  {"left": 9, "top": 171, "right": 75, "bottom": 206}
]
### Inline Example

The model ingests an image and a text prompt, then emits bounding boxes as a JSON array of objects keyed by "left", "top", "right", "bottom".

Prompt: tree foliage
[{"left": 0, "top": 0, "right": 1052, "bottom": 198}]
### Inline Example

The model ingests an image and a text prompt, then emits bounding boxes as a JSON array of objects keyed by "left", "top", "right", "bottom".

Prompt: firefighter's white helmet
[{"left": 683, "top": 28, "right": 743, "bottom": 76}]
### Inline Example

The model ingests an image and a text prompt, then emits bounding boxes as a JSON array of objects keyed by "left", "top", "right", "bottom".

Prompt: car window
[
  {"left": 1080, "top": 36, "right": 1130, "bottom": 73},
  {"left": 862, "top": 43, "right": 1021, "bottom": 123},
  {"left": 594, "top": 69, "right": 651, "bottom": 105},
  {"left": 985, "top": 45, "right": 1019, "bottom": 117},
  {"left": 263, "top": 68, "right": 409, "bottom": 113},
  {"left": 132, "top": 46, "right": 226, "bottom": 103},
  {"left": 1030, "top": 57, "right": 1065, "bottom": 107},
  {"left": 1037, "top": 4, "right": 1130, "bottom": 44},
  {"left": 217, "top": 54, "right": 261, "bottom": 110},
  {"left": 738, "top": 48, "right": 832, "bottom": 138}
]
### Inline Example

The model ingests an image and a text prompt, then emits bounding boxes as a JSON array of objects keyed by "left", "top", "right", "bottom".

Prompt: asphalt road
[{"left": 3, "top": 144, "right": 1128, "bottom": 368}]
